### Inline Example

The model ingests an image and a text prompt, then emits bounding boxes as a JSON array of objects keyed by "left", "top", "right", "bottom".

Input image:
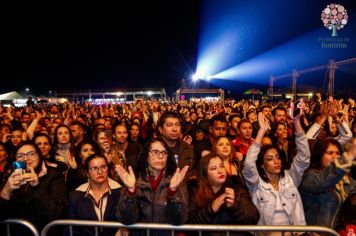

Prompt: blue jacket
[{"left": 300, "top": 154, "right": 356, "bottom": 228}]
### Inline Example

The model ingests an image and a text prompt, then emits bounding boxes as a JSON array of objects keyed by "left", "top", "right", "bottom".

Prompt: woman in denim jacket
[
  {"left": 300, "top": 138, "right": 356, "bottom": 228},
  {"left": 242, "top": 111, "right": 310, "bottom": 226}
]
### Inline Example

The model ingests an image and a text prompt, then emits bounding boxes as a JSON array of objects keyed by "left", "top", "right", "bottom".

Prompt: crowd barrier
[
  {"left": 0, "top": 219, "right": 40, "bottom": 236},
  {"left": 40, "top": 219, "right": 340, "bottom": 236}
]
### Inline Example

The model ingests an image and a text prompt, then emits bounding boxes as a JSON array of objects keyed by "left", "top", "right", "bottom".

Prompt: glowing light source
[{"left": 147, "top": 91, "right": 153, "bottom": 96}]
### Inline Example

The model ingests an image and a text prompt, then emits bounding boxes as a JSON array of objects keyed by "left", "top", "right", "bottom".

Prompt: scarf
[{"left": 335, "top": 175, "right": 350, "bottom": 202}]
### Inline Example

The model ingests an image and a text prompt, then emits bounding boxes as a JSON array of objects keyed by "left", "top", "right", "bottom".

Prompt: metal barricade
[
  {"left": 0, "top": 219, "right": 40, "bottom": 236},
  {"left": 41, "top": 219, "right": 339, "bottom": 236}
]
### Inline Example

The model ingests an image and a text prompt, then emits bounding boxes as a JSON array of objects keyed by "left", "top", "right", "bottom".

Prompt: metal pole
[
  {"left": 269, "top": 76, "right": 274, "bottom": 101},
  {"left": 328, "top": 59, "right": 336, "bottom": 97},
  {"left": 292, "top": 70, "right": 299, "bottom": 101}
]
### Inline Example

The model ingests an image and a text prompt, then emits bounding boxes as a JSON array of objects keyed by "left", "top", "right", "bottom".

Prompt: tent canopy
[{"left": 0, "top": 91, "right": 26, "bottom": 100}]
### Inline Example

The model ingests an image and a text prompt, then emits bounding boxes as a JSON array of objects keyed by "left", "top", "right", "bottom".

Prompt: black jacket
[
  {"left": 66, "top": 179, "right": 121, "bottom": 236},
  {"left": 188, "top": 176, "right": 259, "bottom": 236},
  {"left": 0, "top": 166, "right": 68, "bottom": 231}
]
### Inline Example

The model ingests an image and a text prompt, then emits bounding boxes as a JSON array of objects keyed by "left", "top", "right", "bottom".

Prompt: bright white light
[
  {"left": 147, "top": 91, "right": 153, "bottom": 96},
  {"left": 25, "top": 88, "right": 30, "bottom": 92},
  {"left": 116, "top": 92, "right": 123, "bottom": 96},
  {"left": 192, "top": 74, "right": 198, "bottom": 81},
  {"left": 308, "top": 92, "right": 313, "bottom": 97},
  {"left": 193, "top": 65, "right": 209, "bottom": 81},
  {"left": 206, "top": 75, "right": 212, "bottom": 80}
]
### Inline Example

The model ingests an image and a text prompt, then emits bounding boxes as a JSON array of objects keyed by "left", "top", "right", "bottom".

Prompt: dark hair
[
  {"left": 33, "top": 133, "right": 55, "bottom": 162},
  {"left": 0, "top": 143, "right": 9, "bottom": 161},
  {"left": 84, "top": 154, "right": 108, "bottom": 171},
  {"left": 209, "top": 115, "right": 227, "bottom": 127},
  {"left": 336, "top": 193, "right": 356, "bottom": 231},
  {"left": 310, "top": 138, "right": 343, "bottom": 170},
  {"left": 195, "top": 153, "right": 225, "bottom": 208},
  {"left": 93, "top": 128, "right": 106, "bottom": 144},
  {"left": 256, "top": 144, "right": 286, "bottom": 183},
  {"left": 112, "top": 123, "right": 128, "bottom": 134},
  {"left": 12, "top": 142, "right": 44, "bottom": 174},
  {"left": 272, "top": 106, "right": 286, "bottom": 116},
  {"left": 52, "top": 124, "right": 75, "bottom": 156},
  {"left": 53, "top": 124, "right": 74, "bottom": 146},
  {"left": 228, "top": 114, "right": 240, "bottom": 123},
  {"left": 158, "top": 111, "right": 181, "bottom": 128},
  {"left": 139, "top": 138, "right": 177, "bottom": 177},
  {"left": 70, "top": 121, "right": 84, "bottom": 131},
  {"left": 75, "top": 140, "right": 101, "bottom": 166}
]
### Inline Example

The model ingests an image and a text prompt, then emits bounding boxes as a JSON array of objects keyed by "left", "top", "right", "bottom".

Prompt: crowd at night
[
  {"left": 1, "top": 0, "right": 356, "bottom": 235},
  {"left": 0, "top": 94, "right": 355, "bottom": 235}
]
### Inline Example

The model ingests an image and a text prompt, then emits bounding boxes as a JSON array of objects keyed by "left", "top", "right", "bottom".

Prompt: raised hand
[
  {"left": 224, "top": 187, "right": 235, "bottom": 208},
  {"left": 22, "top": 167, "right": 39, "bottom": 187},
  {"left": 169, "top": 165, "right": 189, "bottom": 190},
  {"left": 116, "top": 165, "right": 136, "bottom": 191},
  {"left": 183, "top": 135, "right": 193, "bottom": 145},
  {"left": 346, "top": 138, "right": 356, "bottom": 163},
  {"left": 258, "top": 112, "right": 269, "bottom": 131},
  {"left": 66, "top": 152, "right": 77, "bottom": 169}
]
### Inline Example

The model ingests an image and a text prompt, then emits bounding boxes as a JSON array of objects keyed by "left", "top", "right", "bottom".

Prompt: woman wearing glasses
[
  {"left": 0, "top": 142, "right": 68, "bottom": 232},
  {"left": 116, "top": 138, "right": 189, "bottom": 235},
  {"left": 66, "top": 154, "right": 121, "bottom": 236}
]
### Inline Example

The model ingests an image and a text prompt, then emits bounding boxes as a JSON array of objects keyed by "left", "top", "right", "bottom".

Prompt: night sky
[
  {"left": 1, "top": 1, "right": 355, "bottom": 97},
  {"left": 1, "top": 1, "right": 200, "bottom": 95}
]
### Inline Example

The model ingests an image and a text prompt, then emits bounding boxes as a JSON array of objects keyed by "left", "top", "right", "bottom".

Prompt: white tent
[{"left": 0, "top": 91, "right": 26, "bottom": 100}]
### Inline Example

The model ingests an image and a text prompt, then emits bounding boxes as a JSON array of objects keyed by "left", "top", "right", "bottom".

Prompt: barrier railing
[
  {"left": 41, "top": 219, "right": 339, "bottom": 236},
  {"left": 0, "top": 219, "right": 40, "bottom": 236}
]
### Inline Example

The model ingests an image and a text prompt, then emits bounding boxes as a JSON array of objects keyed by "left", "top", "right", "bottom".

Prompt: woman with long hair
[
  {"left": 66, "top": 140, "right": 101, "bottom": 191},
  {"left": 300, "top": 138, "right": 356, "bottom": 228},
  {"left": 242, "top": 111, "right": 310, "bottom": 227},
  {"left": 52, "top": 124, "right": 77, "bottom": 169},
  {"left": 0, "top": 142, "right": 67, "bottom": 231},
  {"left": 0, "top": 143, "right": 11, "bottom": 188},
  {"left": 33, "top": 133, "right": 67, "bottom": 173},
  {"left": 271, "top": 122, "right": 296, "bottom": 169},
  {"left": 212, "top": 136, "right": 245, "bottom": 183},
  {"left": 188, "top": 153, "right": 259, "bottom": 235}
]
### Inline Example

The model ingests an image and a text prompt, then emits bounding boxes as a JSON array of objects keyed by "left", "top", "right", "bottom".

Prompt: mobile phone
[
  {"left": 13, "top": 161, "right": 26, "bottom": 174},
  {"left": 13, "top": 161, "right": 27, "bottom": 184},
  {"left": 290, "top": 100, "right": 302, "bottom": 118},
  {"left": 13, "top": 161, "right": 26, "bottom": 170}
]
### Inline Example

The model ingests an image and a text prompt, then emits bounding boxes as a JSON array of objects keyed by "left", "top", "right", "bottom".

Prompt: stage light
[
  {"left": 147, "top": 91, "right": 153, "bottom": 96},
  {"left": 192, "top": 74, "right": 198, "bottom": 81},
  {"left": 206, "top": 75, "right": 212, "bottom": 80}
]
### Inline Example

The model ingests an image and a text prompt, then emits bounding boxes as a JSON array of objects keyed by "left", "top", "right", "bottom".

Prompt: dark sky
[
  {"left": 1, "top": 1, "right": 355, "bottom": 96},
  {"left": 1, "top": 1, "right": 200, "bottom": 95}
]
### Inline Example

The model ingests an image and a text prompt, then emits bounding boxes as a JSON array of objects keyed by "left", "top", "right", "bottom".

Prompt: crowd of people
[{"left": 0, "top": 93, "right": 355, "bottom": 236}]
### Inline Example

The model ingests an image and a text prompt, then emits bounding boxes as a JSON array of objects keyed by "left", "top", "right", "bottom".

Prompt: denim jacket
[
  {"left": 300, "top": 153, "right": 356, "bottom": 228},
  {"left": 243, "top": 132, "right": 310, "bottom": 226}
]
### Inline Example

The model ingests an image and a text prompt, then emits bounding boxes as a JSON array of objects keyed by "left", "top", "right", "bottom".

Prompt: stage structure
[
  {"left": 268, "top": 58, "right": 356, "bottom": 101},
  {"left": 56, "top": 88, "right": 166, "bottom": 102},
  {"left": 175, "top": 88, "right": 224, "bottom": 102}
]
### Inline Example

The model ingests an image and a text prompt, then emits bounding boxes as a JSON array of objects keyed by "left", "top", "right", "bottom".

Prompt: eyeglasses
[
  {"left": 89, "top": 165, "right": 108, "bottom": 173},
  {"left": 16, "top": 151, "right": 37, "bottom": 160},
  {"left": 149, "top": 149, "right": 169, "bottom": 157}
]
